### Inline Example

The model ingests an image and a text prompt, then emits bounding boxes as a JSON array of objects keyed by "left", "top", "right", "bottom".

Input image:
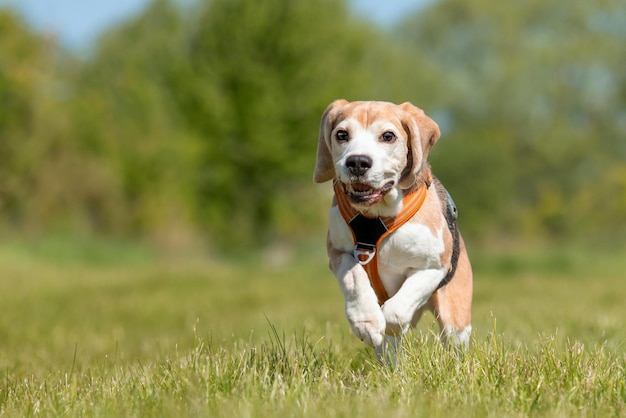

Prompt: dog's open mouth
[{"left": 343, "top": 181, "right": 394, "bottom": 205}]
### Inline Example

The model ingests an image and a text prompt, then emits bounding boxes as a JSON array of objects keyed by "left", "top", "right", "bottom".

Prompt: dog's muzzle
[{"left": 342, "top": 181, "right": 394, "bottom": 206}]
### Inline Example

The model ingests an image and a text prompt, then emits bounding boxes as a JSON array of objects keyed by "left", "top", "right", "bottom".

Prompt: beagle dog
[{"left": 313, "top": 100, "right": 472, "bottom": 356}]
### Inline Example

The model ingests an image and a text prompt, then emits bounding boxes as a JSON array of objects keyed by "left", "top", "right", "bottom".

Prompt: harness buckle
[{"left": 354, "top": 243, "right": 376, "bottom": 266}]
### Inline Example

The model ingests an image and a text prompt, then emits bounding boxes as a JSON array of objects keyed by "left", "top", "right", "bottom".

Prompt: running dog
[{"left": 313, "top": 100, "right": 473, "bottom": 358}]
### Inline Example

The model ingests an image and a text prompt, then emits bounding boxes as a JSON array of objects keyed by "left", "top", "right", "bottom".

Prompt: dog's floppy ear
[
  {"left": 398, "top": 102, "right": 441, "bottom": 189},
  {"left": 313, "top": 99, "right": 349, "bottom": 183}
]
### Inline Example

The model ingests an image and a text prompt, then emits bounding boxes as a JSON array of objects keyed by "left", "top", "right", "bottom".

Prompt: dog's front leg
[
  {"left": 330, "top": 249, "right": 386, "bottom": 348},
  {"left": 381, "top": 268, "right": 446, "bottom": 335},
  {"left": 375, "top": 334, "right": 401, "bottom": 366}
]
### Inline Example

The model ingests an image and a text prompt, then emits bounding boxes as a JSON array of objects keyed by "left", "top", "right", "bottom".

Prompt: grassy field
[{"left": 0, "top": 237, "right": 625, "bottom": 417}]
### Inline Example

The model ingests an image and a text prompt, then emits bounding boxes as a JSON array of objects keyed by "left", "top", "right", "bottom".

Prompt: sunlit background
[{"left": 0, "top": 0, "right": 624, "bottom": 254}]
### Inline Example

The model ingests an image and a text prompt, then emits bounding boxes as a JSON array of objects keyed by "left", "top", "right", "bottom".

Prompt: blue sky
[{"left": 0, "top": 0, "right": 432, "bottom": 51}]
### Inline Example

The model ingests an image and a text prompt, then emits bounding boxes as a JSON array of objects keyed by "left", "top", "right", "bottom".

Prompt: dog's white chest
[
  {"left": 377, "top": 222, "right": 446, "bottom": 294},
  {"left": 379, "top": 222, "right": 445, "bottom": 267}
]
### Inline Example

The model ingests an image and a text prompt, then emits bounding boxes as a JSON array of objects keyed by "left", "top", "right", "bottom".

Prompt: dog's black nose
[{"left": 346, "top": 155, "right": 373, "bottom": 177}]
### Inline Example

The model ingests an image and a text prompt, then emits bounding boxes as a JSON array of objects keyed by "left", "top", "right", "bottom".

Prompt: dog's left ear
[
  {"left": 313, "top": 99, "right": 349, "bottom": 183},
  {"left": 398, "top": 102, "right": 441, "bottom": 189}
]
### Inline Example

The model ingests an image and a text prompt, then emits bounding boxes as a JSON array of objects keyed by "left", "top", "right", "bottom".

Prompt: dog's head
[{"left": 313, "top": 100, "right": 440, "bottom": 209}]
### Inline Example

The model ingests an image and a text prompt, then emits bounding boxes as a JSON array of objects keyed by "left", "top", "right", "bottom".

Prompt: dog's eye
[
  {"left": 381, "top": 131, "right": 396, "bottom": 143},
  {"left": 335, "top": 130, "right": 349, "bottom": 142}
]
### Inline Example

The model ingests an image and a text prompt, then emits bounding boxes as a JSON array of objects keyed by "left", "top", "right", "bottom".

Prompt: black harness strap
[
  {"left": 437, "top": 187, "right": 460, "bottom": 290},
  {"left": 349, "top": 214, "right": 388, "bottom": 255}
]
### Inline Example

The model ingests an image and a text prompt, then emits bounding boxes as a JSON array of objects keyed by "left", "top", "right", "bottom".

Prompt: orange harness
[{"left": 333, "top": 175, "right": 433, "bottom": 305}]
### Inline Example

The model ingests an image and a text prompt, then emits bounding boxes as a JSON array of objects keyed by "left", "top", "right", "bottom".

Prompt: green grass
[{"left": 0, "top": 238, "right": 625, "bottom": 416}]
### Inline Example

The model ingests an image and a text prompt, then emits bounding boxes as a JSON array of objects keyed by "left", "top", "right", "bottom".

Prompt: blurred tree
[
  {"left": 399, "top": 0, "right": 626, "bottom": 241},
  {"left": 1, "top": 0, "right": 624, "bottom": 249},
  {"left": 0, "top": 11, "right": 86, "bottom": 231},
  {"left": 0, "top": 11, "right": 45, "bottom": 224},
  {"left": 181, "top": 0, "right": 390, "bottom": 246},
  {"left": 59, "top": 0, "right": 406, "bottom": 247},
  {"left": 69, "top": 0, "right": 201, "bottom": 240}
]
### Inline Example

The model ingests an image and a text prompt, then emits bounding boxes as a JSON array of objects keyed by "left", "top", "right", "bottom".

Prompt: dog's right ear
[{"left": 313, "top": 99, "right": 349, "bottom": 183}]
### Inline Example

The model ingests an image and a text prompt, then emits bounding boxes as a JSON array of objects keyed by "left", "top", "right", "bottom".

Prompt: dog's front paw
[
  {"left": 345, "top": 300, "right": 386, "bottom": 347},
  {"left": 381, "top": 300, "right": 412, "bottom": 336}
]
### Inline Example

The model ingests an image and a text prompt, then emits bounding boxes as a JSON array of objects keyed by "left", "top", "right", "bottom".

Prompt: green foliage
[
  {"left": 69, "top": 0, "right": 198, "bottom": 235},
  {"left": 399, "top": 0, "right": 626, "bottom": 241},
  {"left": 181, "top": 0, "right": 388, "bottom": 244},
  {"left": 0, "top": 11, "right": 56, "bottom": 224},
  {"left": 0, "top": 0, "right": 624, "bottom": 247}
]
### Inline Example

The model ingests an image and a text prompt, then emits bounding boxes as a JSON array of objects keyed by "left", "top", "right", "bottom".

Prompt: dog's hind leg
[{"left": 431, "top": 237, "right": 473, "bottom": 348}]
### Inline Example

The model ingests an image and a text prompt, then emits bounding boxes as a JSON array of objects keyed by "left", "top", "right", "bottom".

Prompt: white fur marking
[
  {"left": 443, "top": 325, "right": 472, "bottom": 348},
  {"left": 333, "top": 251, "right": 385, "bottom": 348},
  {"left": 381, "top": 267, "right": 447, "bottom": 335}
]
